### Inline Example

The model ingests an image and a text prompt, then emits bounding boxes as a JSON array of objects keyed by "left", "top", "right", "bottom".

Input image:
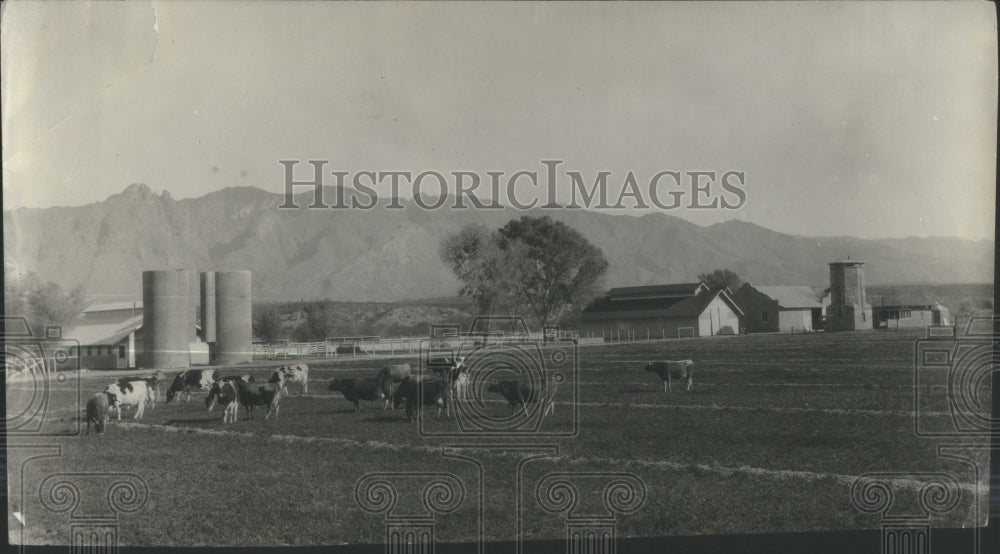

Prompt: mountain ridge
[{"left": 4, "top": 184, "right": 993, "bottom": 302}]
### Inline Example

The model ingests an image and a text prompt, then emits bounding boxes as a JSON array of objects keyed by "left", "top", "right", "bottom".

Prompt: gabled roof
[
  {"left": 64, "top": 315, "right": 143, "bottom": 346},
  {"left": 583, "top": 285, "right": 743, "bottom": 318},
  {"left": 607, "top": 282, "right": 707, "bottom": 301},
  {"left": 83, "top": 301, "right": 143, "bottom": 313},
  {"left": 753, "top": 286, "right": 825, "bottom": 309}
]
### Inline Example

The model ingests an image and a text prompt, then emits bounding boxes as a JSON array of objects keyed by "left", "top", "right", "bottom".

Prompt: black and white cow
[
  {"left": 166, "top": 369, "right": 218, "bottom": 403},
  {"left": 104, "top": 381, "right": 149, "bottom": 420},
  {"left": 268, "top": 363, "right": 309, "bottom": 395},
  {"left": 206, "top": 375, "right": 255, "bottom": 410}
]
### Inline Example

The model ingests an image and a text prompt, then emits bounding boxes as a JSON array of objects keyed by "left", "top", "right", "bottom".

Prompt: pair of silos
[{"left": 142, "top": 270, "right": 251, "bottom": 368}]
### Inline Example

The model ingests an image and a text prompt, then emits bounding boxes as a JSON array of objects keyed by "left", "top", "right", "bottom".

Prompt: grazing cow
[
  {"left": 104, "top": 381, "right": 149, "bottom": 420},
  {"left": 268, "top": 363, "right": 309, "bottom": 395},
  {"left": 487, "top": 379, "right": 558, "bottom": 417},
  {"left": 206, "top": 375, "right": 255, "bottom": 410},
  {"left": 327, "top": 378, "right": 384, "bottom": 413},
  {"left": 376, "top": 364, "right": 412, "bottom": 410},
  {"left": 166, "top": 369, "right": 219, "bottom": 403},
  {"left": 644, "top": 360, "right": 695, "bottom": 392},
  {"left": 85, "top": 391, "right": 117, "bottom": 434},
  {"left": 392, "top": 376, "right": 448, "bottom": 422},
  {"left": 117, "top": 375, "right": 161, "bottom": 409},
  {"left": 235, "top": 380, "right": 283, "bottom": 420},
  {"left": 211, "top": 381, "right": 240, "bottom": 423}
]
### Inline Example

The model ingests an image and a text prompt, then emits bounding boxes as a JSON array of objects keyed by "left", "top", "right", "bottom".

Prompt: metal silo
[
  {"left": 214, "top": 271, "right": 252, "bottom": 364},
  {"left": 142, "top": 270, "right": 192, "bottom": 368}
]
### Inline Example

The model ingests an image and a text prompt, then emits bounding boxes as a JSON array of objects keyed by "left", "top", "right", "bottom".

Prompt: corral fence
[{"left": 251, "top": 329, "right": 583, "bottom": 360}]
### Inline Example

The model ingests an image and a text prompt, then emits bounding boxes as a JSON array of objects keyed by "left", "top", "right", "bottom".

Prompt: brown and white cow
[
  {"left": 235, "top": 380, "right": 283, "bottom": 420},
  {"left": 644, "top": 360, "right": 695, "bottom": 392}
]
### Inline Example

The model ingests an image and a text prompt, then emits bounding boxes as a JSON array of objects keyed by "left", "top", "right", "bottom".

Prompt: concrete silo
[
  {"left": 142, "top": 270, "right": 193, "bottom": 368},
  {"left": 214, "top": 271, "right": 252, "bottom": 364},
  {"left": 200, "top": 271, "right": 217, "bottom": 345}
]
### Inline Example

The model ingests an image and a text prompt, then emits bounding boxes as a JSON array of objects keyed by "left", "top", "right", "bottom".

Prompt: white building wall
[{"left": 698, "top": 295, "right": 741, "bottom": 335}]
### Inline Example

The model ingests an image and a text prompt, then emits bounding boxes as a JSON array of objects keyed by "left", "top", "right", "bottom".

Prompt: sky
[{"left": 2, "top": 1, "right": 996, "bottom": 240}]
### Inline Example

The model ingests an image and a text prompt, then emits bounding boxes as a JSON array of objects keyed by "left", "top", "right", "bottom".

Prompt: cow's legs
[{"left": 135, "top": 403, "right": 144, "bottom": 420}]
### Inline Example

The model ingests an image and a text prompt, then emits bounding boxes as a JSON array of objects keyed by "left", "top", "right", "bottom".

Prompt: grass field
[{"left": 7, "top": 328, "right": 991, "bottom": 547}]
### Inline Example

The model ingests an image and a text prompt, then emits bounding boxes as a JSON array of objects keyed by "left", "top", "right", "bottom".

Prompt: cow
[
  {"left": 268, "top": 363, "right": 309, "bottom": 395},
  {"left": 206, "top": 375, "right": 255, "bottom": 410},
  {"left": 85, "top": 391, "right": 117, "bottom": 434},
  {"left": 392, "top": 376, "right": 448, "bottom": 422},
  {"left": 104, "top": 380, "right": 149, "bottom": 420},
  {"left": 327, "top": 378, "right": 384, "bottom": 413},
  {"left": 235, "top": 380, "right": 283, "bottom": 420},
  {"left": 117, "top": 375, "right": 161, "bottom": 409},
  {"left": 211, "top": 381, "right": 240, "bottom": 423},
  {"left": 166, "top": 369, "right": 219, "bottom": 403},
  {"left": 486, "top": 379, "right": 557, "bottom": 417},
  {"left": 644, "top": 360, "right": 695, "bottom": 392},
  {"left": 376, "top": 363, "right": 412, "bottom": 410}
]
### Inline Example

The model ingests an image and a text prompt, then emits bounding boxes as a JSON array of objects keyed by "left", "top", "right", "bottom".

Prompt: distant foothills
[{"left": 3, "top": 183, "right": 994, "bottom": 303}]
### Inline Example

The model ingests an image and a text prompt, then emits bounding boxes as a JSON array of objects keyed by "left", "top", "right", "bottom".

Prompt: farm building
[
  {"left": 732, "top": 284, "right": 827, "bottom": 333},
  {"left": 63, "top": 301, "right": 144, "bottom": 370},
  {"left": 580, "top": 282, "right": 743, "bottom": 339},
  {"left": 869, "top": 296, "right": 951, "bottom": 329}
]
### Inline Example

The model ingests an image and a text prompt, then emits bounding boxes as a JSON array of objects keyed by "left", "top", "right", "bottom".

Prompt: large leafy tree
[
  {"left": 252, "top": 305, "right": 283, "bottom": 342},
  {"left": 441, "top": 216, "right": 609, "bottom": 329},
  {"left": 3, "top": 271, "right": 86, "bottom": 335},
  {"left": 698, "top": 268, "right": 743, "bottom": 293}
]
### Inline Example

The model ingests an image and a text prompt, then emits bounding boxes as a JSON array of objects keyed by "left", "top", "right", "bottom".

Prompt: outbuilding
[
  {"left": 732, "top": 284, "right": 827, "bottom": 333},
  {"left": 580, "top": 282, "right": 744, "bottom": 340}
]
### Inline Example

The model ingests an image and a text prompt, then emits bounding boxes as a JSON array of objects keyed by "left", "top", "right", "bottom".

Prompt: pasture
[{"left": 7, "top": 329, "right": 991, "bottom": 547}]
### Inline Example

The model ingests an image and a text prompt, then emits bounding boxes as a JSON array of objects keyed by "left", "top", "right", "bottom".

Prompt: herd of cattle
[{"left": 83, "top": 356, "right": 696, "bottom": 434}]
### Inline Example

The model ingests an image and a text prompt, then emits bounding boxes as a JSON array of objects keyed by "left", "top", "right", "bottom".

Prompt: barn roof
[
  {"left": 583, "top": 286, "right": 742, "bottom": 318},
  {"left": 868, "top": 295, "right": 939, "bottom": 309},
  {"left": 63, "top": 315, "right": 143, "bottom": 346},
  {"left": 83, "top": 301, "right": 143, "bottom": 313},
  {"left": 753, "top": 286, "right": 825, "bottom": 309},
  {"left": 606, "top": 282, "right": 707, "bottom": 300}
]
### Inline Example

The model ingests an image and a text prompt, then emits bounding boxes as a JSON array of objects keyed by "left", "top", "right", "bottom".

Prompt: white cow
[{"left": 104, "top": 380, "right": 149, "bottom": 420}]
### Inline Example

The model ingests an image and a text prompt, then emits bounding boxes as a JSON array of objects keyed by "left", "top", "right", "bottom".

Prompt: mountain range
[{"left": 3, "top": 183, "right": 993, "bottom": 303}]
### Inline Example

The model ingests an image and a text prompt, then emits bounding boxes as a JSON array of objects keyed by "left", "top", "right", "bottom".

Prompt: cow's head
[
  {"left": 268, "top": 370, "right": 285, "bottom": 384},
  {"left": 105, "top": 392, "right": 118, "bottom": 407},
  {"left": 327, "top": 379, "right": 343, "bottom": 392},
  {"left": 642, "top": 362, "right": 654, "bottom": 373},
  {"left": 486, "top": 381, "right": 499, "bottom": 394}
]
